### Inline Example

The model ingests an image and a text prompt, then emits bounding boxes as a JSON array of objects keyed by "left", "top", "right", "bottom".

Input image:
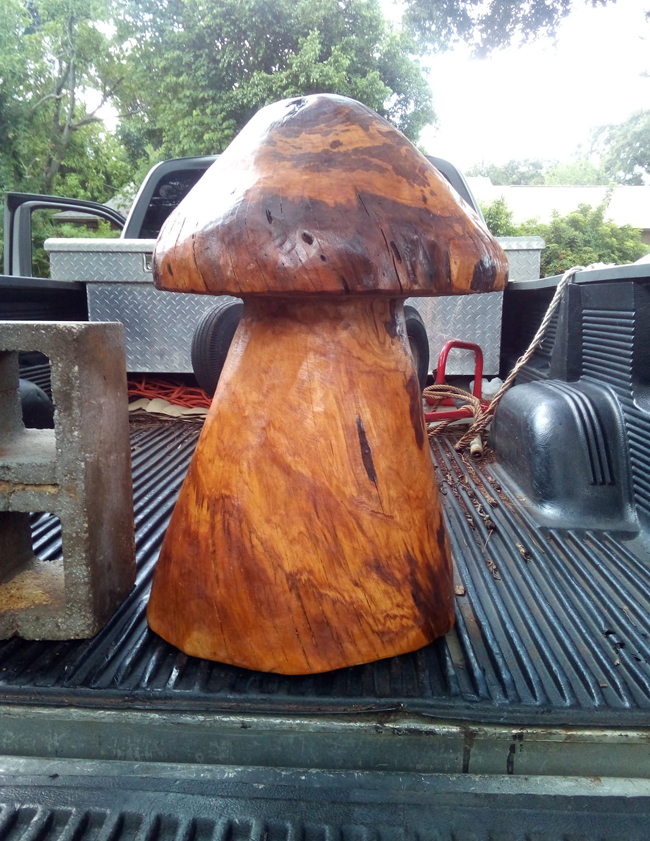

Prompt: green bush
[
  {"left": 31, "top": 215, "right": 120, "bottom": 279},
  {"left": 481, "top": 197, "right": 650, "bottom": 277}
]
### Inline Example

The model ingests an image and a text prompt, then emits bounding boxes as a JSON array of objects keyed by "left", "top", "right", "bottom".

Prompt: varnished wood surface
[
  {"left": 147, "top": 298, "right": 454, "bottom": 673},
  {"left": 154, "top": 94, "right": 508, "bottom": 298}
]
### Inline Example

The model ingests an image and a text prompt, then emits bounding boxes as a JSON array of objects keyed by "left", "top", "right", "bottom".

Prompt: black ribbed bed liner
[
  {"left": 2, "top": 422, "right": 650, "bottom": 726},
  {"left": 3, "top": 761, "right": 649, "bottom": 841}
]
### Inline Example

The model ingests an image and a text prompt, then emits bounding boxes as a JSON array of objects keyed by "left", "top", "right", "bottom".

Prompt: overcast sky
[{"left": 410, "top": 0, "right": 650, "bottom": 169}]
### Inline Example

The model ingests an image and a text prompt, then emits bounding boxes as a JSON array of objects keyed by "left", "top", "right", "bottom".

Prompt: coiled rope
[{"left": 426, "top": 265, "right": 585, "bottom": 453}]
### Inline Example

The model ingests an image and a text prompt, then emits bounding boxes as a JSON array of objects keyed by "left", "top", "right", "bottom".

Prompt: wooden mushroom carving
[{"left": 147, "top": 94, "right": 508, "bottom": 674}]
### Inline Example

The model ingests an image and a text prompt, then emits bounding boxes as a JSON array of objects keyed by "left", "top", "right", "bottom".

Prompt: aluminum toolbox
[
  {"left": 45, "top": 235, "right": 544, "bottom": 376},
  {"left": 45, "top": 238, "right": 232, "bottom": 373},
  {"left": 407, "top": 235, "right": 544, "bottom": 375}
]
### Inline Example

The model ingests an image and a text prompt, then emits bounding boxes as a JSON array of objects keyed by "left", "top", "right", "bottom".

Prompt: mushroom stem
[{"left": 147, "top": 296, "right": 454, "bottom": 674}]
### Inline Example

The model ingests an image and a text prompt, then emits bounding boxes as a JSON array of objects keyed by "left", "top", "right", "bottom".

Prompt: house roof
[{"left": 466, "top": 178, "right": 650, "bottom": 230}]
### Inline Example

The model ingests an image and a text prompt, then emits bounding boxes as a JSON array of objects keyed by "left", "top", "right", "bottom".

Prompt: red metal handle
[
  {"left": 424, "top": 340, "right": 485, "bottom": 423},
  {"left": 435, "top": 340, "right": 484, "bottom": 397}
]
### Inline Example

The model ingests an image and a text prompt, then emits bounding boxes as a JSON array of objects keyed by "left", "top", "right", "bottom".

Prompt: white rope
[{"left": 438, "top": 265, "right": 586, "bottom": 452}]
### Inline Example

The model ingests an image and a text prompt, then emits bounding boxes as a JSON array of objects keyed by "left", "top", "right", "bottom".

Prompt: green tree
[
  {"left": 0, "top": 0, "right": 31, "bottom": 191},
  {"left": 481, "top": 196, "right": 649, "bottom": 275},
  {"left": 0, "top": 0, "right": 134, "bottom": 271},
  {"left": 544, "top": 157, "right": 610, "bottom": 185},
  {"left": 403, "top": 0, "right": 617, "bottom": 55},
  {"left": 593, "top": 109, "right": 650, "bottom": 185},
  {"left": 0, "top": 0, "right": 132, "bottom": 198},
  {"left": 531, "top": 203, "right": 649, "bottom": 275},
  {"left": 480, "top": 197, "right": 517, "bottom": 236},
  {"left": 467, "top": 159, "right": 547, "bottom": 185},
  {"left": 469, "top": 156, "right": 612, "bottom": 186},
  {"left": 114, "top": 0, "right": 434, "bottom": 163}
]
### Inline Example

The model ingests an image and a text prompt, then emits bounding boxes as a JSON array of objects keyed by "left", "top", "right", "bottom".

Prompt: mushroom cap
[{"left": 154, "top": 94, "right": 508, "bottom": 297}]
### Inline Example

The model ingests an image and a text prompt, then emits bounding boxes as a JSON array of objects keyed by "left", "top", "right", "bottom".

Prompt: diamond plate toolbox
[
  {"left": 86, "top": 284, "right": 233, "bottom": 372},
  {"left": 47, "top": 238, "right": 155, "bottom": 283},
  {"left": 45, "top": 238, "right": 237, "bottom": 373},
  {"left": 407, "top": 236, "right": 544, "bottom": 375},
  {"left": 407, "top": 292, "right": 504, "bottom": 375},
  {"left": 45, "top": 235, "right": 544, "bottom": 376}
]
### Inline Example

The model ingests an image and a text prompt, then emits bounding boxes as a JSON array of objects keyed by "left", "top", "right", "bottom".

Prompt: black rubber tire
[
  {"left": 404, "top": 305, "right": 430, "bottom": 392},
  {"left": 192, "top": 300, "right": 429, "bottom": 397},
  {"left": 18, "top": 378, "right": 54, "bottom": 429},
  {"left": 191, "top": 299, "right": 243, "bottom": 397}
]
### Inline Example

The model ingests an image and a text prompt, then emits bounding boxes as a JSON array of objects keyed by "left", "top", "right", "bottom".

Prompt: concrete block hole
[{"left": 0, "top": 512, "right": 64, "bottom": 616}]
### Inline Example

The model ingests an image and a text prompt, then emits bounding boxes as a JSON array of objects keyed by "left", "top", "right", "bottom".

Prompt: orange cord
[{"left": 127, "top": 375, "right": 212, "bottom": 409}]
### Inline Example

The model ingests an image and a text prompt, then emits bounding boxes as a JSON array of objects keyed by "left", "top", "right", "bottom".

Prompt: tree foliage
[
  {"left": 470, "top": 106, "right": 650, "bottom": 189},
  {"left": 467, "top": 159, "right": 547, "bottom": 185},
  {"left": 2, "top": 0, "right": 636, "bottom": 211},
  {"left": 0, "top": 0, "right": 132, "bottom": 198},
  {"left": 480, "top": 197, "right": 517, "bottom": 236},
  {"left": 2, "top": 0, "right": 643, "bottom": 264},
  {"left": 481, "top": 196, "right": 649, "bottom": 275},
  {"left": 469, "top": 157, "right": 610, "bottom": 186},
  {"left": 593, "top": 109, "right": 650, "bottom": 185},
  {"left": 544, "top": 157, "right": 609, "bottom": 185},
  {"left": 31, "top": 215, "right": 120, "bottom": 278},
  {"left": 402, "top": 0, "right": 615, "bottom": 55},
  {"left": 114, "top": 0, "right": 434, "bottom": 164},
  {"left": 530, "top": 203, "right": 648, "bottom": 275},
  {"left": 2, "top": 0, "right": 435, "bottom": 205}
]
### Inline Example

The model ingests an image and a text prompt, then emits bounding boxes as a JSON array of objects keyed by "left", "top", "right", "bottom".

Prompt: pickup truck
[{"left": 1, "top": 155, "right": 650, "bottom": 840}]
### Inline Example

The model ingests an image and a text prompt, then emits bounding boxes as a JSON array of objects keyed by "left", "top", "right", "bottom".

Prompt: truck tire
[
  {"left": 404, "top": 305, "right": 430, "bottom": 391},
  {"left": 191, "top": 300, "right": 243, "bottom": 397},
  {"left": 19, "top": 378, "right": 54, "bottom": 428}
]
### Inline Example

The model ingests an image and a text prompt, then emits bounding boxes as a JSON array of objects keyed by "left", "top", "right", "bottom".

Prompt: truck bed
[
  {"left": 2, "top": 422, "right": 649, "bottom": 729},
  {"left": 2, "top": 756, "right": 649, "bottom": 841}
]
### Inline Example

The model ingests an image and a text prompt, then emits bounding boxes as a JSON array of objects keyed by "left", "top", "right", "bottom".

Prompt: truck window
[
  {"left": 31, "top": 207, "right": 121, "bottom": 278},
  {"left": 138, "top": 168, "right": 209, "bottom": 239}
]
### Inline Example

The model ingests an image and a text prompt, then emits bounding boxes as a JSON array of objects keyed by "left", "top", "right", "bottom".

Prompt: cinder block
[{"left": 0, "top": 322, "right": 136, "bottom": 639}]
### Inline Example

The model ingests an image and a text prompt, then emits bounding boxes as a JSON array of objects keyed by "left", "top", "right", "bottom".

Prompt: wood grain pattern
[
  {"left": 147, "top": 298, "right": 454, "bottom": 673},
  {"left": 147, "top": 94, "right": 509, "bottom": 673},
  {"left": 153, "top": 94, "right": 508, "bottom": 298}
]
